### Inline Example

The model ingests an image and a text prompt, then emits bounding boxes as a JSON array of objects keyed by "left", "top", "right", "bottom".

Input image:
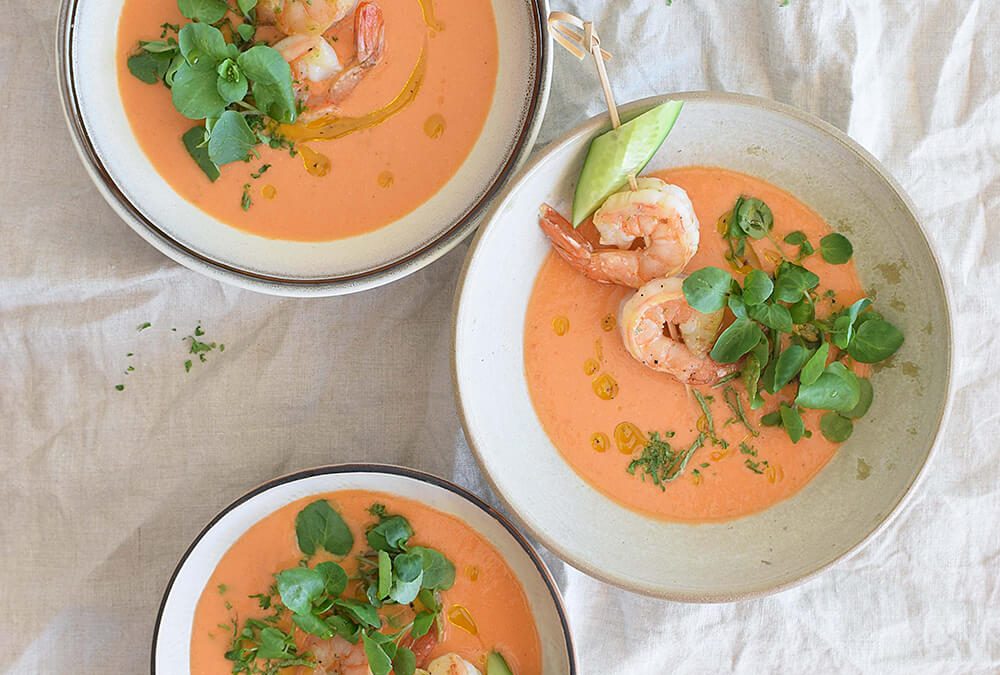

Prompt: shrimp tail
[
  {"left": 326, "top": 0, "right": 385, "bottom": 106},
  {"left": 538, "top": 204, "right": 640, "bottom": 285}
]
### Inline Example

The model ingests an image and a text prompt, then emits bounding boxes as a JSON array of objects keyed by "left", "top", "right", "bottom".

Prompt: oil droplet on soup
[
  {"left": 614, "top": 422, "right": 646, "bottom": 454},
  {"left": 552, "top": 316, "right": 569, "bottom": 336},
  {"left": 424, "top": 113, "right": 446, "bottom": 139},
  {"left": 583, "top": 358, "right": 600, "bottom": 376},
  {"left": 378, "top": 171, "right": 395, "bottom": 188},
  {"left": 262, "top": 184, "right": 277, "bottom": 200},
  {"left": 464, "top": 565, "right": 479, "bottom": 581},
  {"left": 447, "top": 605, "right": 478, "bottom": 635},
  {"left": 590, "top": 432, "right": 609, "bottom": 452},
  {"left": 601, "top": 313, "right": 616, "bottom": 332},
  {"left": 299, "top": 145, "right": 331, "bottom": 177},
  {"left": 591, "top": 373, "right": 618, "bottom": 400}
]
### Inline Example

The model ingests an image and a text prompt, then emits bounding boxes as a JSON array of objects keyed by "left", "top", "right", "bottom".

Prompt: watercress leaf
[
  {"left": 779, "top": 403, "right": 805, "bottom": 443},
  {"left": 180, "top": 126, "right": 221, "bottom": 182},
  {"left": 128, "top": 50, "right": 173, "bottom": 84},
  {"left": 361, "top": 632, "right": 393, "bottom": 675},
  {"left": 377, "top": 550, "right": 391, "bottom": 599},
  {"left": 710, "top": 318, "right": 764, "bottom": 364},
  {"left": 334, "top": 599, "right": 380, "bottom": 628},
  {"left": 256, "top": 627, "right": 295, "bottom": 659},
  {"left": 844, "top": 377, "right": 874, "bottom": 419},
  {"left": 139, "top": 39, "right": 178, "bottom": 54},
  {"left": 773, "top": 344, "right": 812, "bottom": 391},
  {"left": 326, "top": 614, "right": 359, "bottom": 640},
  {"left": 728, "top": 292, "right": 747, "bottom": 319},
  {"left": 789, "top": 297, "right": 815, "bottom": 324},
  {"left": 726, "top": 197, "right": 745, "bottom": 239},
  {"left": 215, "top": 58, "right": 248, "bottom": 103},
  {"left": 367, "top": 515, "right": 413, "bottom": 552},
  {"left": 237, "top": 0, "right": 258, "bottom": 15},
  {"left": 820, "top": 232, "right": 854, "bottom": 264},
  {"left": 416, "top": 588, "right": 440, "bottom": 613},
  {"left": 742, "top": 269, "right": 774, "bottom": 305},
  {"left": 164, "top": 52, "right": 185, "bottom": 87},
  {"left": 409, "top": 546, "right": 456, "bottom": 590},
  {"left": 295, "top": 499, "right": 354, "bottom": 556},
  {"left": 276, "top": 567, "right": 325, "bottom": 615},
  {"left": 795, "top": 362, "right": 860, "bottom": 412},
  {"left": 760, "top": 411, "right": 782, "bottom": 427},
  {"left": 314, "top": 561, "right": 348, "bottom": 596},
  {"left": 834, "top": 298, "right": 873, "bottom": 348},
  {"left": 748, "top": 302, "right": 793, "bottom": 333},
  {"left": 735, "top": 197, "right": 773, "bottom": 239},
  {"left": 783, "top": 231, "right": 807, "bottom": 245},
  {"left": 820, "top": 412, "right": 854, "bottom": 442},
  {"left": 207, "top": 111, "right": 257, "bottom": 165},
  {"left": 171, "top": 62, "right": 227, "bottom": 119},
  {"left": 855, "top": 310, "right": 883, "bottom": 328},
  {"left": 682, "top": 267, "right": 732, "bottom": 313},
  {"left": 237, "top": 45, "right": 297, "bottom": 123},
  {"left": 236, "top": 22, "right": 256, "bottom": 42},
  {"left": 799, "top": 341, "right": 829, "bottom": 386},
  {"left": 178, "top": 0, "right": 229, "bottom": 24},
  {"left": 292, "top": 613, "right": 333, "bottom": 638},
  {"left": 773, "top": 262, "right": 820, "bottom": 303},
  {"left": 178, "top": 22, "right": 229, "bottom": 67},
  {"left": 410, "top": 611, "right": 436, "bottom": 638},
  {"left": 848, "top": 319, "right": 904, "bottom": 363},
  {"left": 389, "top": 560, "right": 424, "bottom": 605},
  {"left": 393, "top": 646, "right": 417, "bottom": 675}
]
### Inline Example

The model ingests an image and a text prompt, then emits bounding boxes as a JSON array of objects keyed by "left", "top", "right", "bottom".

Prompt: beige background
[{"left": 2, "top": 0, "right": 999, "bottom": 672}]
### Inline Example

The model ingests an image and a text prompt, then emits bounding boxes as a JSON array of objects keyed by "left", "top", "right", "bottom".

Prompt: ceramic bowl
[
  {"left": 57, "top": 0, "right": 551, "bottom": 296},
  {"left": 453, "top": 92, "right": 953, "bottom": 601},
  {"left": 152, "top": 464, "right": 576, "bottom": 672}
]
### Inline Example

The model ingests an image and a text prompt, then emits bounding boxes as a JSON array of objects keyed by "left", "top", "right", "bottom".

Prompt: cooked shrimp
[
  {"left": 619, "top": 276, "right": 738, "bottom": 385},
  {"left": 423, "top": 654, "right": 482, "bottom": 675},
  {"left": 304, "top": 635, "right": 371, "bottom": 675},
  {"left": 538, "top": 178, "right": 700, "bottom": 288},
  {"left": 273, "top": 0, "right": 385, "bottom": 120},
  {"left": 257, "top": 0, "right": 358, "bottom": 35}
]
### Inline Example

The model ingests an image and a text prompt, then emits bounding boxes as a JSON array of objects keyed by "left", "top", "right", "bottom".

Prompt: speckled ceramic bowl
[
  {"left": 453, "top": 92, "right": 953, "bottom": 601},
  {"left": 57, "top": 0, "right": 551, "bottom": 296},
  {"left": 152, "top": 465, "right": 576, "bottom": 672}
]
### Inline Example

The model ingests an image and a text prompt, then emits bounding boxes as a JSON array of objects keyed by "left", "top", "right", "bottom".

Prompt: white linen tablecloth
[{"left": 2, "top": 0, "right": 998, "bottom": 672}]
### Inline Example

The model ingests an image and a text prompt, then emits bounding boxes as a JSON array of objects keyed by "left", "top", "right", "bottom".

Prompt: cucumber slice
[
  {"left": 487, "top": 651, "right": 514, "bottom": 675},
  {"left": 571, "top": 100, "right": 684, "bottom": 227}
]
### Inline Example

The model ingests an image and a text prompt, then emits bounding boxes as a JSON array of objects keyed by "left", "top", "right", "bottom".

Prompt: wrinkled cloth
[{"left": 2, "top": 0, "right": 999, "bottom": 672}]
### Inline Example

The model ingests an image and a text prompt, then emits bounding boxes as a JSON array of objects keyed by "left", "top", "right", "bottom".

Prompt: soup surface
[
  {"left": 190, "top": 490, "right": 541, "bottom": 673},
  {"left": 117, "top": 0, "right": 498, "bottom": 241},
  {"left": 524, "top": 166, "right": 867, "bottom": 522}
]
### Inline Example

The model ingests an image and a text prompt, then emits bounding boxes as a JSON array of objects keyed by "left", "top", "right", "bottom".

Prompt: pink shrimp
[
  {"left": 272, "top": 0, "right": 385, "bottom": 120},
  {"left": 538, "top": 177, "right": 700, "bottom": 288},
  {"left": 619, "top": 276, "right": 738, "bottom": 385}
]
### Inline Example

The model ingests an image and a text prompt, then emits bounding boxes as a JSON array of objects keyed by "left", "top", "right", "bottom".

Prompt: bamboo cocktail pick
[{"left": 547, "top": 11, "right": 639, "bottom": 192}]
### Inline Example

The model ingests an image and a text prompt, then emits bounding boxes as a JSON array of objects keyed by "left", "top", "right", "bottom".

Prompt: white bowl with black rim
[
  {"left": 453, "top": 92, "right": 954, "bottom": 601},
  {"left": 57, "top": 0, "right": 551, "bottom": 296},
  {"left": 152, "top": 464, "right": 576, "bottom": 673}
]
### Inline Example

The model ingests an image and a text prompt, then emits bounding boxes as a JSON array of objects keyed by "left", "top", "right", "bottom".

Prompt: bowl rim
[
  {"left": 451, "top": 90, "right": 956, "bottom": 602},
  {"left": 55, "top": 0, "right": 553, "bottom": 297},
  {"left": 150, "top": 462, "right": 578, "bottom": 672}
]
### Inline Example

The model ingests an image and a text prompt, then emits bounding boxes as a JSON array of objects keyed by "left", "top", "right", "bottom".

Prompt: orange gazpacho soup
[
  {"left": 525, "top": 166, "right": 869, "bottom": 522},
  {"left": 117, "top": 0, "right": 498, "bottom": 241},
  {"left": 191, "top": 490, "right": 541, "bottom": 673}
]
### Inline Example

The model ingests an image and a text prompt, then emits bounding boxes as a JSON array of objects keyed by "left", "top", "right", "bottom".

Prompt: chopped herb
[
  {"left": 137, "top": 322, "right": 152, "bottom": 331},
  {"left": 241, "top": 183, "right": 253, "bottom": 211},
  {"left": 627, "top": 432, "right": 705, "bottom": 490},
  {"left": 722, "top": 386, "right": 758, "bottom": 436},
  {"left": 251, "top": 163, "right": 272, "bottom": 179},
  {"left": 744, "top": 457, "right": 769, "bottom": 474},
  {"left": 114, "top": 384, "right": 125, "bottom": 391},
  {"left": 184, "top": 359, "right": 193, "bottom": 372}
]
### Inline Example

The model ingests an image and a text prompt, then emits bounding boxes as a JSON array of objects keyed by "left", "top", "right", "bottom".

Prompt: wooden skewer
[{"left": 548, "top": 11, "right": 638, "bottom": 191}]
